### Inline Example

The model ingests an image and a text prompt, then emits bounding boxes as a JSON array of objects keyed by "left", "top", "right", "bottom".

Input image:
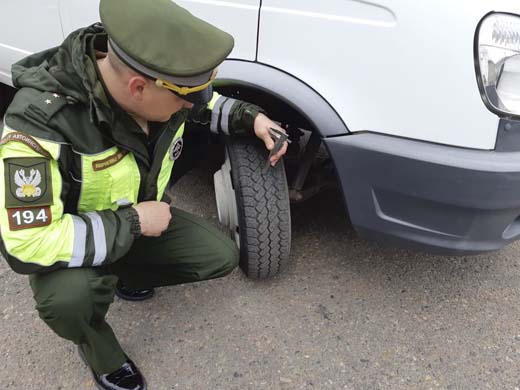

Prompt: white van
[{"left": 1, "top": 1, "right": 520, "bottom": 278}]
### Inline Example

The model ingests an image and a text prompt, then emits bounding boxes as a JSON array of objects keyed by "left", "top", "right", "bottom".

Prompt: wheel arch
[{"left": 214, "top": 60, "right": 350, "bottom": 138}]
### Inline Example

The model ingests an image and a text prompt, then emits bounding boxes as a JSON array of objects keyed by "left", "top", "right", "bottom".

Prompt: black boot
[
  {"left": 78, "top": 346, "right": 147, "bottom": 390},
  {"left": 115, "top": 280, "right": 155, "bottom": 301}
]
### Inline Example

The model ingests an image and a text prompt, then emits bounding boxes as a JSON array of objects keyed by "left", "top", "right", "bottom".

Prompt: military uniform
[{"left": 0, "top": 0, "right": 265, "bottom": 383}]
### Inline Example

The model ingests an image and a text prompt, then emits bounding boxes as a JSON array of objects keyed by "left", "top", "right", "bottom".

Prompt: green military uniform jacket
[{"left": 0, "top": 24, "right": 263, "bottom": 274}]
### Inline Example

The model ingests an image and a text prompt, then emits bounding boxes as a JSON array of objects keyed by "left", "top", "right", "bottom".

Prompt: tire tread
[{"left": 227, "top": 138, "right": 291, "bottom": 279}]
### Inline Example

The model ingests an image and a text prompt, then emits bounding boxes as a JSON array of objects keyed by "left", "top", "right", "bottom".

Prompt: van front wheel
[{"left": 214, "top": 138, "right": 291, "bottom": 279}]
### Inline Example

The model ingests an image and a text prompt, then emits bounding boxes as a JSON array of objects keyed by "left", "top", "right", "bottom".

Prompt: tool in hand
[{"left": 265, "top": 127, "right": 291, "bottom": 169}]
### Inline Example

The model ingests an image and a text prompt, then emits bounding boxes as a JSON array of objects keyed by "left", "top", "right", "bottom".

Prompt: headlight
[{"left": 476, "top": 13, "right": 520, "bottom": 117}]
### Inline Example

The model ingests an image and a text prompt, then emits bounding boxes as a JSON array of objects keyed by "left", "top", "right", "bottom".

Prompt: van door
[{"left": 0, "top": 0, "right": 64, "bottom": 85}]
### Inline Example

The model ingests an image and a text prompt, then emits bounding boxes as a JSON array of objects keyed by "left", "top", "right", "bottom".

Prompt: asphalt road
[{"left": 1, "top": 162, "right": 520, "bottom": 390}]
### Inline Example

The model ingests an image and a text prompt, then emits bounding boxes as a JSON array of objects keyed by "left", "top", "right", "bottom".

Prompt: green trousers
[{"left": 29, "top": 207, "right": 239, "bottom": 375}]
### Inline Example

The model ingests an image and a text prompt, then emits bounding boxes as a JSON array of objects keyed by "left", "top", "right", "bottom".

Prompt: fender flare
[{"left": 215, "top": 60, "right": 349, "bottom": 137}]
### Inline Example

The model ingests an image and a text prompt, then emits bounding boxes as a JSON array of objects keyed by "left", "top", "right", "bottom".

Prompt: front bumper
[{"left": 324, "top": 133, "right": 520, "bottom": 255}]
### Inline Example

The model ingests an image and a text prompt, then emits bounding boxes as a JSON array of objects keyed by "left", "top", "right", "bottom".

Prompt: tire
[{"left": 214, "top": 137, "right": 291, "bottom": 279}]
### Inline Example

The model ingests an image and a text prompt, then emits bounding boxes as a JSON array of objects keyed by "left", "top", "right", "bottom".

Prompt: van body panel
[{"left": 258, "top": 0, "right": 520, "bottom": 149}]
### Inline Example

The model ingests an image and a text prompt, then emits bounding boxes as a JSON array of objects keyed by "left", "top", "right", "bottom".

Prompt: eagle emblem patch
[
  {"left": 14, "top": 168, "right": 42, "bottom": 198},
  {"left": 4, "top": 158, "right": 53, "bottom": 208}
]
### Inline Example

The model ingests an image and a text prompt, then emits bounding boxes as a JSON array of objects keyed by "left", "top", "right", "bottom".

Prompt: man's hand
[
  {"left": 132, "top": 201, "right": 171, "bottom": 237},
  {"left": 254, "top": 113, "right": 289, "bottom": 167}
]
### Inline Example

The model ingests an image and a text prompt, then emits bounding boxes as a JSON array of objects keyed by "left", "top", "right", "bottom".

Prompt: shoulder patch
[
  {"left": 4, "top": 157, "right": 53, "bottom": 208},
  {"left": 25, "top": 92, "right": 68, "bottom": 124},
  {"left": 0, "top": 132, "right": 52, "bottom": 159}
]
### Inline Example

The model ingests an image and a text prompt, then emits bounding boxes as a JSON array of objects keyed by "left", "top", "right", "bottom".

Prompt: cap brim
[{"left": 173, "top": 84, "right": 213, "bottom": 105}]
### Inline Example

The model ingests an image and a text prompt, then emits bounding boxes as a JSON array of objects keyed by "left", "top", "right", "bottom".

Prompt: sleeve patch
[
  {"left": 8, "top": 206, "right": 52, "bottom": 231},
  {"left": 4, "top": 157, "right": 53, "bottom": 208},
  {"left": 0, "top": 132, "right": 52, "bottom": 159}
]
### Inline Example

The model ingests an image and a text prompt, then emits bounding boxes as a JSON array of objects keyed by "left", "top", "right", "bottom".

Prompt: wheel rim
[{"left": 213, "top": 150, "right": 240, "bottom": 248}]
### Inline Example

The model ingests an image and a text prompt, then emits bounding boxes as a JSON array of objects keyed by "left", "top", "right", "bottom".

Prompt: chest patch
[
  {"left": 4, "top": 158, "right": 53, "bottom": 208},
  {"left": 92, "top": 149, "right": 129, "bottom": 171},
  {"left": 169, "top": 137, "right": 184, "bottom": 161}
]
